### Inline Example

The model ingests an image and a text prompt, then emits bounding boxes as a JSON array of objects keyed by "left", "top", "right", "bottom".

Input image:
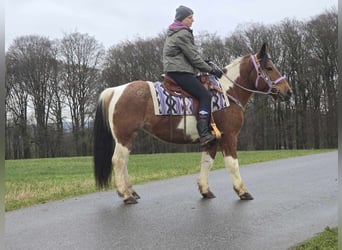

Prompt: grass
[
  {"left": 5, "top": 149, "right": 333, "bottom": 211},
  {"left": 290, "top": 227, "right": 338, "bottom": 250},
  {"left": 5, "top": 157, "right": 97, "bottom": 211}
]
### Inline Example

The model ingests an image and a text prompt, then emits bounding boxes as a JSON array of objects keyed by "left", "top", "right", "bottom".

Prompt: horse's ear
[{"left": 257, "top": 43, "right": 268, "bottom": 59}]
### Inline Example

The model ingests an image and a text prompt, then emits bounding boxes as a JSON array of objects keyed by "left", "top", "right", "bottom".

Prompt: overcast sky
[{"left": 5, "top": 0, "right": 337, "bottom": 50}]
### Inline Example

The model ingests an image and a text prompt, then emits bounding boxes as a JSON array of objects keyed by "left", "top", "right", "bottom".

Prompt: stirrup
[
  {"left": 200, "top": 134, "right": 216, "bottom": 147},
  {"left": 211, "top": 123, "right": 222, "bottom": 139}
]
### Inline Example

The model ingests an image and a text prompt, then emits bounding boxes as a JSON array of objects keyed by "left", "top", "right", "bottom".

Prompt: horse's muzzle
[
  {"left": 272, "top": 88, "right": 293, "bottom": 101},
  {"left": 284, "top": 89, "right": 293, "bottom": 102}
]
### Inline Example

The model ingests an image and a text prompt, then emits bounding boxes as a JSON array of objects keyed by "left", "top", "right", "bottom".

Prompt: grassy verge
[
  {"left": 5, "top": 149, "right": 333, "bottom": 211},
  {"left": 290, "top": 227, "right": 338, "bottom": 250}
]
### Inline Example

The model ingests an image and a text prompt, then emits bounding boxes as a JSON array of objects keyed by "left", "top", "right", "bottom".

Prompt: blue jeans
[{"left": 166, "top": 72, "right": 212, "bottom": 121}]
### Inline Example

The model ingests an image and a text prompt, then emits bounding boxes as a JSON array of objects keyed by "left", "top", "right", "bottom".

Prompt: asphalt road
[{"left": 5, "top": 152, "right": 337, "bottom": 250}]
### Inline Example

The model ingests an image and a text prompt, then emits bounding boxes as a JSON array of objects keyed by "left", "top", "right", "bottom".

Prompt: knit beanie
[{"left": 175, "top": 5, "right": 193, "bottom": 21}]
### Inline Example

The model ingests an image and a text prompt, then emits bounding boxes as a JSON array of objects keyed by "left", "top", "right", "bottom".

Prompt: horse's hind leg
[
  {"left": 198, "top": 148, "right": 217, "bottom": 199},
  {"left": 113, "top": 143, "right": 138, "bottom": 204},
  {"left": 122, "top": 160, "right": 140, "bottom": 200}
]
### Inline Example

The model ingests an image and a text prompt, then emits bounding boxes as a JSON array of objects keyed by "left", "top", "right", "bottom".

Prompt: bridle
[
  {"left": 219, "top": 54, "right": 285, "bottom": 96},
  {"left": 250, "top": 54, "right": 285, "bottom": 94}
]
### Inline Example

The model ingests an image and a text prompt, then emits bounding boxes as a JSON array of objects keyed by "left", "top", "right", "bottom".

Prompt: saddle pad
[{"left": 148, "top": 77, "right": 230, "bottom": 116}]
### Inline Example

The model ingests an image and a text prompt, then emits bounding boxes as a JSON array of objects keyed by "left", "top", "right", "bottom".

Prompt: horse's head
[{"left": 252, "top": 43, "right": 292, "bottom": 101}]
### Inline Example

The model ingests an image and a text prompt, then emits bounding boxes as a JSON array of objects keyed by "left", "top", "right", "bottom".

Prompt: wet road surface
[{"left": 5, "top": 152, "right": 337, "bottom": 250}]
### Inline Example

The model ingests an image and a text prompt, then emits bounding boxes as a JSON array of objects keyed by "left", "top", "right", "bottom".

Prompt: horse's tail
[{"left": 93, "top": 89, "right": 115, "bottom": 188}]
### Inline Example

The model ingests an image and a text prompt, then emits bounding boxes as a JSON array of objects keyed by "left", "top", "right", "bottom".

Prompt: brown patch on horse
[
  {"left": 212, "top": 107, "right": 243, "bottom": 159},
  {"left": 144, "top": 105, "right": 195, "bottom": 143},
  {"left": 113, "top": 81, "right": 151, "bottom": 149},
  {"left": 113, "top": 81, "right": 195, "bottom": 147},
  {"left": 255, "top": 44, "right": 292, "bottom": 99}
]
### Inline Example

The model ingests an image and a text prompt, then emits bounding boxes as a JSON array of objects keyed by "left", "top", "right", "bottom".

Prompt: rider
[{"left": 163, "top": 5, "right": 223, "bottom": 147}]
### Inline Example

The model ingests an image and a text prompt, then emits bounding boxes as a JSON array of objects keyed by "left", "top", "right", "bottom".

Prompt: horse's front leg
[
  {"left": 197, "top": 146, "right": 217, "bottom": 199},
  {"left": 223, "top": 154, "right": 254, "bottom": 200}
]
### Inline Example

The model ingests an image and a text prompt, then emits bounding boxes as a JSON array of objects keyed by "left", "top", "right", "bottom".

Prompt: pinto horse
[{"left": 93, "top": 43, "right": 292, "bottom": 204}]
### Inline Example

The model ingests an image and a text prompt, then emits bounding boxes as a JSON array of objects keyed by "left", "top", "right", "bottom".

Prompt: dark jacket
[{"left": 163, "top": 22, "right": 212, "bottom": 74}]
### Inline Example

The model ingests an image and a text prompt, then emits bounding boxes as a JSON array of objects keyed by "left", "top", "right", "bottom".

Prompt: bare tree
[
  {"left": 102, "top": 34, "right": 165, "bottom": 87},
  {"left": 59, "top": 32, "right": 105, "bottom": 155},
  {"left": 277, "top": 19, "right": 308, "bottom": 148},
  {"left": 5, "top": 53, "right": 31, "bottom": 158},
  {"left": 306, "top": 8, "right": 337, "bottom": 148},
  {"left": 47, "top": 54, "right": 66, "bottom": 156},
  {"left": 6, "top": 35, "right": 58, "bottom": 157},
  {"left": 197, "top": 32, "right": 228, "bottom": 66}
]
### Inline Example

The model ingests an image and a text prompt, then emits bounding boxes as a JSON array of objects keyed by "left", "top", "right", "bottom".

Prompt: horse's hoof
[
  {"left": 202, "top": 190, "right": 216, "bottom": 199},
  {"left": 124, "top": 196, "right": 138, "bottom": 204},
  {"left": 132, "top": 191, "right": 141, "bottom": 199},
  {"left": 239, "top": 192, "right": 254, "bottom": 200}
]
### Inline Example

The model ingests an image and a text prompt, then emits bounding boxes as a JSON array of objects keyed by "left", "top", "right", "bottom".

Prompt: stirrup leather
[{"left": 210, "top": 122, "right": 222, "bottom": 140}]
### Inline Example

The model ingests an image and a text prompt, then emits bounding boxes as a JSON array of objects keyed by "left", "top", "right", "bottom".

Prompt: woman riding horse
[
  {"left": 93, "top": 42, "right": 292, "bottom": 204},
  {"left": 163, "top": 5, "right": 223, "bottom": 147}
]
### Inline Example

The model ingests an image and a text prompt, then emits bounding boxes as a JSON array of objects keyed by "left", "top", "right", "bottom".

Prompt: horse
[{"left": 93, "top": 43, "right": 292, "bottom": 204}]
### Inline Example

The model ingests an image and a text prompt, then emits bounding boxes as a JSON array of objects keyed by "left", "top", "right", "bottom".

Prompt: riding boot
[{"left": 197, "top": 119, "right": 216, "bottom": 147}]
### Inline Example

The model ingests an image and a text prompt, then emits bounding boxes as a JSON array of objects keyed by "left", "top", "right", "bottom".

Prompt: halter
[
  {"left": 218, "top": 55, "right": 285, "bottom": 96},
  {"left": 250, "top": 54, "right": 285, "bottom": 94}
]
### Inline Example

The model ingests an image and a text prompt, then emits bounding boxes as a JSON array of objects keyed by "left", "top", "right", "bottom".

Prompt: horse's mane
[
  {"left": 227, "top": 53, "right": 270, "bottom": 70},
  {"left": 221, "top": 53, "right": 270, "bottom": 90},
  {"left": 225, "top": 56, "right": 244, "bottom": 70}
]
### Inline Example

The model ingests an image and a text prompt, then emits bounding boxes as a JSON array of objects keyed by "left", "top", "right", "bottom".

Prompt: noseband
[{"left": 250, "top": 54, "right": 285, "bottom": 94}]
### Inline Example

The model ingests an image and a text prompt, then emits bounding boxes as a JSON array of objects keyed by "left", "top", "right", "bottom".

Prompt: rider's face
[{"left": 182, "top": 15, "right": 194, "bottom": 28}]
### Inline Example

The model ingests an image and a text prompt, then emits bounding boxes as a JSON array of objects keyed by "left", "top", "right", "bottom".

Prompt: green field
[{"left": 5, "top": 149, "right": 337, "bottom": 249}]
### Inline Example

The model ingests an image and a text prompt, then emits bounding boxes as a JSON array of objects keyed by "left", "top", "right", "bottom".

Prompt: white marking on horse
[
  {"left": 224, "top": 156, "right": 247, "bottom": 195},
  {"left": 219, "top": 57, "right": 242, "bottom": 91},
  {"left": 198, "top": 151, "right": 214, "bottom": 193},
  {"left": 177, "top": 116, "right": 198, "bottom": 140},
  {"left": 113, "top": 142, "right": 132, "bottom": 199}
]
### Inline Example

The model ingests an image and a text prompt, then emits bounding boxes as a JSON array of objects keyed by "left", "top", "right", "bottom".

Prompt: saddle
[
  {"left": 161, "top": 74, "right": 223, "bottom": 98},
  {"left": 161, "top": 73, "right": 223, "bottom": 139},
  {"left": 162, "top": 75, "right": 192, "bottom": 98}
]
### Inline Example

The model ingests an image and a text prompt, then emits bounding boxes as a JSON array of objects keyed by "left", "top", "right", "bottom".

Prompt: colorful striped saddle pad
[{"left": 148, "top": 76, "right": 229, "bottom": 116}]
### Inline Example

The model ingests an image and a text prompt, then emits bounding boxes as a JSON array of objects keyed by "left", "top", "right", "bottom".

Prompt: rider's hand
[{"left": 210, "top": 67, "right": 223, "bottom": 79}]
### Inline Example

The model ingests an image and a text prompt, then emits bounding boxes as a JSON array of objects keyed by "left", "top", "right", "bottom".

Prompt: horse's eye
[{"left": 265, "top": 66, "right": 273, "bottom": 71}]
